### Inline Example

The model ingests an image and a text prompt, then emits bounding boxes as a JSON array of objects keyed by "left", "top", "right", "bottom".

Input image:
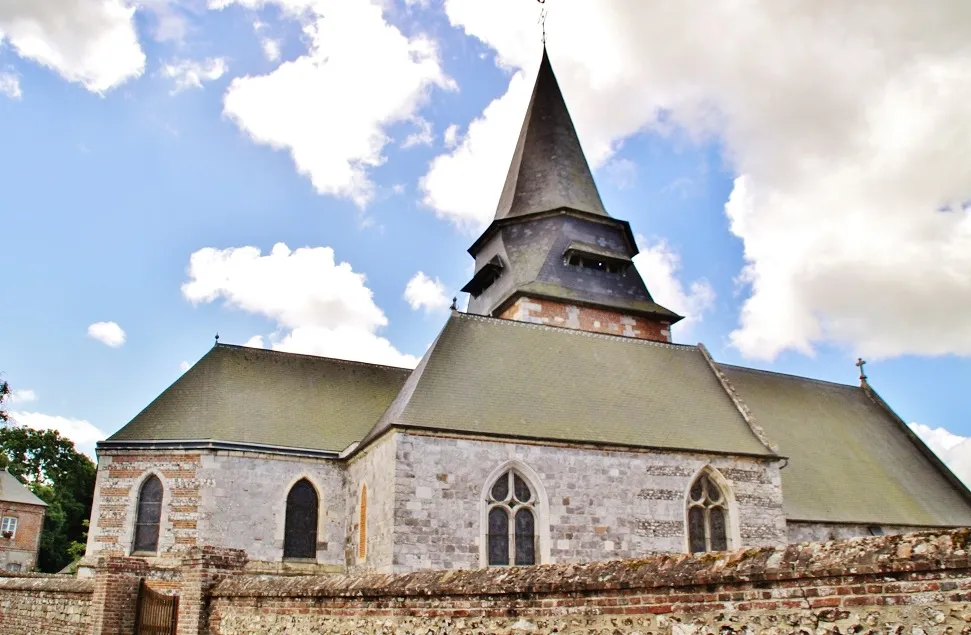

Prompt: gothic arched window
[
  {"left": 133, "top": 475, "right": 163, "bottom": 554},
  {"left": 687, "top": 471, "right": 729, "bottom": 553},
  {"left": 486, "top": 471, "right": 537, "bottom": 566},
  {"left": 283, "top": 479, "right": 318, "bottom": 559}
]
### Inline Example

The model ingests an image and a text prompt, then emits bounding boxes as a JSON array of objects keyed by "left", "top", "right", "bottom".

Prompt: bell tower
[{"left": 461, "top": 48, "right": 682, "bottom": 342}]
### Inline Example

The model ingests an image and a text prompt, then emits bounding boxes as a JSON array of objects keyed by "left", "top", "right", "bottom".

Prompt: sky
[{"left": 1, "top": 0, "right": 970, "bottom": 484}]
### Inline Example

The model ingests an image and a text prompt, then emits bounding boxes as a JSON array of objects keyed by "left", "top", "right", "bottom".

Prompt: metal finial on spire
[
  {"left": 450, "top": 297, "right": 458, "bottom": 311},
  {"left": 215, "top": 332, "right": 220, "bottom": 345},
  {"left": 856, "top": 357, "right": 867, "bottom": 384},
  {"left": 537, "top": 0, "right": 547, "bottom": 45}
]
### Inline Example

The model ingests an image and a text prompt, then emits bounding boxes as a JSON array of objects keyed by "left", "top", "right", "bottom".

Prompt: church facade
[{"left": 82, "top": 50, "right": 971, "bottom": 576}]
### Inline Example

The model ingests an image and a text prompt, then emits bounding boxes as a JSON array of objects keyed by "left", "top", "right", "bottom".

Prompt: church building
[{"left": 82, "top": 49, "right": 971, "bottom": 576}]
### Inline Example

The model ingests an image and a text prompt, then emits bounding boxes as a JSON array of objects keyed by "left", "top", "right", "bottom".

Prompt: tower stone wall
[{"left": 499, "top": 295, "right": 672, "bottom": 341}]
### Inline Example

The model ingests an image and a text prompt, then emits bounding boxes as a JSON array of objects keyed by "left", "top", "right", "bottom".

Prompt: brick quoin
[{"left": 500, "top": 296, "right": 672, "bottom": 342}]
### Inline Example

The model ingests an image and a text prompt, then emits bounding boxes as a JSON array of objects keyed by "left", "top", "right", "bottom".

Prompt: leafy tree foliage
[
  {"left": 0, "top": 424, "right": 96, "bottom": 572},
  {"left": 0, "top": 380, "right": 9, "bottom": 423}
]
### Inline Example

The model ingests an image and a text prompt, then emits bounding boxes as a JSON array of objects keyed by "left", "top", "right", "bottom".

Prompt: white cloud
[
  {"left": 0, "top": 0, "right": 145, "bottom": 93},
  {"left": 8, "top": 389, "right": 36, "bottom": 404},
  {"left": 404, "top": 271, "right": 449, "bottom": 312},
  {"left": 633, "top": 236, "right": 715, "bottom": 331},
  {"left": 442, "top": 123, "right": 460, "bottom": 148},
  {"left": 401, "top": 117, "right": 434, "bottom": 149},
  {"left": 179, "top": 360, "right": 191, "bottom": 372},
  {"left": 162, "top": 57, "right": 228, "bottom": 93},
  {"left": 420, "top": 69, "right": 531, "bottom": 231},
  {"left": 429, "top": 1, "right": 971, "bottom": 360},
  {"left": 261, "top": 37, "right": 281, "bottom": 62},
  {"left": 9, "top": 411, "right": 105, "bottom": 458},
  {"left": 910, "top": 423, "right": 971, "bottom": 487},
  {"left": 87, "top": 321, "right": 126, "bottom": 347},
  {"left": 604, "top": 158, "right": 636, "bottom": 190},
  {"left": 243, "top": 335, "right": 264, "bottom": 348},
  {"left": 0, "top": 70, "right": 21, "bottom": 99},
  {"left": 221, "top": 0, "right": 453, "bottom": 208},
  {"left": 182, "top": 242, "right": 417, "bottom": 367}
]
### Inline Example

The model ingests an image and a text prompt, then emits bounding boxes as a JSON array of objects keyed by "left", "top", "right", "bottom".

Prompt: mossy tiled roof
[
  {"left": 720, "top": 365, "right": 971, "bottom": 526},
  {"left": 362, "top": 313, "right": 773, "bottom": 456},
  {"left": 107, "top": 344, "right": 411, "bottom": 453}
]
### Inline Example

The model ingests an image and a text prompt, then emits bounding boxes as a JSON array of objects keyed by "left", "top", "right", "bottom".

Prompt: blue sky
[{"left": 1, "top": 0, "right": 969, "bottom": 480}]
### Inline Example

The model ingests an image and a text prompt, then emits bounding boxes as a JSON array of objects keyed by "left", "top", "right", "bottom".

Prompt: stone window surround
[
  {"left": 1, "top": 516, "right": 17, "bottom": 539},
  {"left": 479, "top": 460, "right": 550, "bottom": 567},
  {"left": 682, "top": 465, "right": 741, "bottom": 553},
  {"left": 125, "top": 469, "right": 172, "bottom": 557},
  {"left": 278, "top": 473, "right": 326, "bottom": 563}
]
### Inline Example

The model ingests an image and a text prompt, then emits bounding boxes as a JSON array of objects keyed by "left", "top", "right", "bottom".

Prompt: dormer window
[
  {"left": 461, "top": 255, "right": 504, "bottom": 298},
  {"left": 563, "top": 242, "right": 631, "bottom": 275}
]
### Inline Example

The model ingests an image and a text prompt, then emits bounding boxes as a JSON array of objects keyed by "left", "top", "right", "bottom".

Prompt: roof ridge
[
  {"left": 716, "top": 362, "right": 859, "bottom": 390},
  {"left": 214, "top": 342, "right": 414, "bottom": 373},
  {"left": 456, "top": 311, "right": 697, "bottom": 351}
]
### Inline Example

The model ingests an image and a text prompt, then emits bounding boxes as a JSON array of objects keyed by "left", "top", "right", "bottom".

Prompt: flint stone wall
[
  {"left": 391, "top": 431, "right": 786, "bottom": 572},
  {"left": 209, "top": 529, "right": 971, "bottom": 635},
  {"left": 0, "top": 576, "right": 94, "bottom": 634}
]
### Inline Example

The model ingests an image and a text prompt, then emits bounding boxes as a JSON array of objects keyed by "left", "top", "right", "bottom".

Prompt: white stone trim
[
  {"left": 682, "top": 464, "right": 741, "bottom": 553},
  {"left": 479, "top": 460, "right": 550, "bottom": 567},
  {"left": 126, "top": 469, "right": 171, "bottom": 556}
]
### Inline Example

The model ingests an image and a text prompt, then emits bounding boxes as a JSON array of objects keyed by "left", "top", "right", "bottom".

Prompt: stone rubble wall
[
  {"left": 0, "top": 576, "right": 94, "bottom": 634},
  {"left": 210, "top": 529, "right": 971, "bottom": 635},
  {"left": 392, "top": 431, "right": 786, "bottom": 572}
]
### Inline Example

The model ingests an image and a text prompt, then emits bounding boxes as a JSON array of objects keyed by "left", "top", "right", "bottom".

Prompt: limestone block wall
[
  {"left": 208, "top": 529, "right": 971, "bottom": 635},
  {"left": 345, "top": 433, "right": 398, "bottom": 573},
  {"left": 86, "top": 450, "right": 204, "bottom": 562},
  {"left": 788, "top": 521, "right": 936, "bottom": 543},
  {"left": 0, "top": 576, "right": 93, "bottom": 634},
  {"left": 195, "top": 451, "right": 344, "bottom": 570},
  {"left": 392, "top": 431, "right": 786, "bottom": 572}
]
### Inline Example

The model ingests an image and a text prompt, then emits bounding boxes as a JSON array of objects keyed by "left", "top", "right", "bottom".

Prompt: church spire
[
  {"left": 463, "top": 47, "right": 683, "bottom": 342},
  {"left": 493, "top": 47, "right": 607, "bottom": 221}
]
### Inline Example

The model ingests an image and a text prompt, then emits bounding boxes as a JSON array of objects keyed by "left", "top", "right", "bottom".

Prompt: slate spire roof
[{"left": 494, "top": 46, "right": 607, "bottom": 221}]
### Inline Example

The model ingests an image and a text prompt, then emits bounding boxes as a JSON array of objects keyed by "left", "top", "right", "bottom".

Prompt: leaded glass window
[
  {"left": 686, "top": 472, "right": 729, "bottom": 553},
  {"left": 133, "top": 475, "right": 163, "bottom": 554},
  {"left": 486, "top": 471, "right": 536, "bottom": 566},
  {"left": 283, "top": 479, "right": 318, "bottom": 559}
]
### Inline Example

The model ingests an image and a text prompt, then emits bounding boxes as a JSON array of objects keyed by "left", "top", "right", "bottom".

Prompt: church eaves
[{"left": 494, "top": 47, "right": 607, "bottom": 221}]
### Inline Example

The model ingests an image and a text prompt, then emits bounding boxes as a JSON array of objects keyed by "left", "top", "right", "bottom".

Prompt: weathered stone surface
[
  {"left": 0, "top": 576, "right": 93, "bottom": 634},
  {"left": 207, "top": 529, "right": 971, "bottom": 635},
  {"left": 391, "top": 431, "right": 786, "bottom": 571}
]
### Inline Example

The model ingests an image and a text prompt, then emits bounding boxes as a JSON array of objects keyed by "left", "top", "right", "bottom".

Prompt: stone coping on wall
[
  {"left": 0, "top": 576, "right": 95, "bottom": 593},
  {"left": 213, "top": 529, "right": 971, "bottom": 599}
]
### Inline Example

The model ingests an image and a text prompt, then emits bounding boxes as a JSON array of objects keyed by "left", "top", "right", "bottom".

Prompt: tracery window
[
  {"left": 486, "top": 470, "right": 537, "bottom": 566},
  {"left": 283, "top": 479, "right": 318, "bottom": 559},
  {"left": 686, "top": 472, "right": 729, "bottom": 553},
  {"left": 133, "top": 475, "right": 163, "bottom": 554}
]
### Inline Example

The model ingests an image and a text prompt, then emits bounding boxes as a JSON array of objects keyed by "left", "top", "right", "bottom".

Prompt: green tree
[
  {"left": 0, "top": 425, "right": 96, "bottom": 572},
  {"left": 0, "top": 380, "right": 9, "bottom": 423}
]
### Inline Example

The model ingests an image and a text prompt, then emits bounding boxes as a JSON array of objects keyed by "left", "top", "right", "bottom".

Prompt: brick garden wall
[
  {"left": 210, "top": 529, "right": 971, "bottom": 635},
  {"left": 0, "top": 575, "right": 94, "bottom": 634}
]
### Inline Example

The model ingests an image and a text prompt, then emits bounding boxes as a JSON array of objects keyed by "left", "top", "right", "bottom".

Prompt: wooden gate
[{"left": 134, "top": 578, "right": 179, "bottom": 635}]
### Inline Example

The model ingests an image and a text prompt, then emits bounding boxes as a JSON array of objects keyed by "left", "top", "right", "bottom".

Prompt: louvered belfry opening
[{"left": 283, "top": 479, "right": 318, "bottom": 559}]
